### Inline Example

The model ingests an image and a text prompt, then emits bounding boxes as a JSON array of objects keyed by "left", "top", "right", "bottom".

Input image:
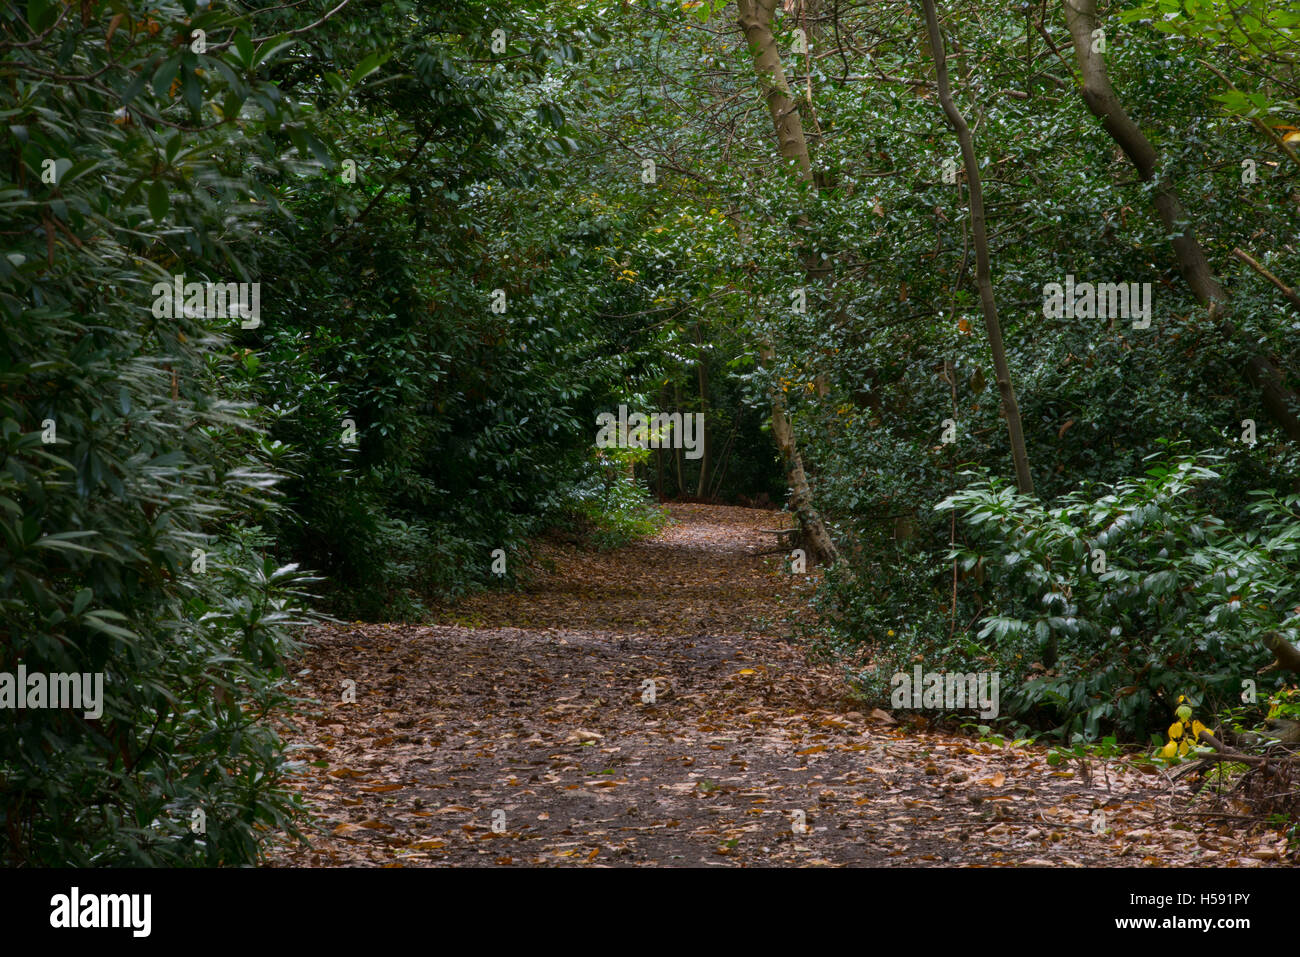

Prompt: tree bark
[
  {"left": 1263, "top": 631, "right": 1300, "bottom": 676},
  {"left": 1233, "top": 248, "right": 1300, "bottom": 313},
  {"left": 673, "top": 382, "right": 684, "bottom": 496},
  {"left": 760, "top": 342, "right": 840, "bottom": 564},
  {"left": 1061, "top": 0, "right": 1300, "bottom": 442},
  {"left": 1062, "top": 0, "right": 1300, "bottom": 678},
  {"left": 921, "top": 0, "right": 1035, "bottom": 495},
  {"left": 736, "top": 0, "right": 840, "bottom": 563},
  {"left": 695, "top": 323, "right": 710, "bottom": 498},
  {"left": 738, "top": 0, "right": 813, "bottom": 181}
]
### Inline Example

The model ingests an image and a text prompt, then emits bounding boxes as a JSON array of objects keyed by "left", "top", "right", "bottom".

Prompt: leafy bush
[
  {"left": 935, "top": 453, "right": 1300, "bottom": 741},
  {"left": 0, "top": 0, "right": 320, "bottom": 865},
  {"left": 570, "top": 449, "right": 670, "bottom": 550}
]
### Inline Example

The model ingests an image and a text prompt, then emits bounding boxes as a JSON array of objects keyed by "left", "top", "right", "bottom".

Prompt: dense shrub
[
  {"left": 850, "top": 454, "right": 1300, "bottom": 742},
  {"left": 0, "top": 0, "right": 323, "bottom": 863}
]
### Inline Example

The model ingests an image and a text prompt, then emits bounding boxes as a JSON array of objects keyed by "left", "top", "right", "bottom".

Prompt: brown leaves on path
[{"left": 265, "top": 505, "right": 1292, "bottom": 867}]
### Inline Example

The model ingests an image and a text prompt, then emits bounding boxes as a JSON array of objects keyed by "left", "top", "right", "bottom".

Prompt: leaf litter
[{"left": 266, "top": 504, "right": 1293, "bottom": 867}]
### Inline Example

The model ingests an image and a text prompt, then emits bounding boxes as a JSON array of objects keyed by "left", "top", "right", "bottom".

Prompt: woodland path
[{"left": 267, "top": 505, "right": 1289, "bottom": 867}]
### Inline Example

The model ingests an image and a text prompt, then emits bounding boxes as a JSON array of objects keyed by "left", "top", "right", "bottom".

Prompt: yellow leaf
[{"left": 1168, "top": 722, "right": 1183, "bottom": 740}]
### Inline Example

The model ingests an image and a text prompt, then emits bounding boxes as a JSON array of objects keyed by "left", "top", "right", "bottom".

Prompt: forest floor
[{"left": 267, "top": 504, "right": 1293, "bottom": 867}]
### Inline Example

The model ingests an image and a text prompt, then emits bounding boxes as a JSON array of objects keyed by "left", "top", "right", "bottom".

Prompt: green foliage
[
  {"left": 6, "top": 0, "right": 1300, "bottom": 866},
  {"left": 571, "top": 457, "right": 670, "bottom": 550},
  {"left": 0, "top": 0, "right": 322, "bottom": 864},
  {"left": 1267, "top": 686, "right": 1300, "bottom": 723},
  {"left": 1123, "top": 0, "right": 1300, "bottom": 119},
  {"left": 721, "top": 0, "right": 1300, "bottom": 746},
  {"left": 935, "top": 453, "right": 1300, "bottom": 740}
]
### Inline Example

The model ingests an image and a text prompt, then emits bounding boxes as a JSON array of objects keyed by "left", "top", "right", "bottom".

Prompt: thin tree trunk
[
  {"left": 1061, "top": 0, "right": 1300, "bottom": 442},
  {"left": 657, "top": 384, "right": 666, "bottom": 500},
  {"left": 1233, "top": 248, "right": 1300, "bottom": 313},
  {"left": 656, "top": 444, "right": 663, "bottom": 501},
  {"left": 921, "top": 0, "right": 1035, "bottom": 495},
  {"left": 736, "top": 0, "right": 840, "bottom": 563},
  {"left": 760, "top": 341, "right": 840, "bottom": 564},
  {"left": 738, "top": 0, "right": 814, "bottom": 181},
  {"left": 673, "top": 381, "right": 684, "bottom": 496},
  {"left": 695, "top": 324, "right": 710, "bottom": 498}
]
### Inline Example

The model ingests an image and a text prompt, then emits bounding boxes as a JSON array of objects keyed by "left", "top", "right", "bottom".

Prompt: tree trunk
[
  {"left": 737, "top": 0, "right": 814, "bottom": 181},
  {"left": 1061, "top": 0, "right": 1300, "bottom": 442},
  {"left": 1062, "top": 0, "right": 1300, "bottom": 672},
  {"left": 760, "top": 341, "right": 840, "bottom": 564},
  {"left": 673, "top": 382, "right": 685, "bottom": 496},
  {"left": 736, "top": 0, "right": 839, "bottom": 563},
  {"left": 1263, "top": 631, "right": 1300, "bottom": 676},
  {"left": 695, "top": 324, "right": 710, "bottom": 498},
  {"left": 921, "top": 0, "right": 1035, "bottom": 495},
  {"left": 657, "top": 384, "right": 666, "bottom": 500}
]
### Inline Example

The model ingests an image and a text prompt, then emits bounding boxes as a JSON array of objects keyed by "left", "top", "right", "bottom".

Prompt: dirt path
[{"left": 267, "top": 504, "right": 1291, "bottom": 867}]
